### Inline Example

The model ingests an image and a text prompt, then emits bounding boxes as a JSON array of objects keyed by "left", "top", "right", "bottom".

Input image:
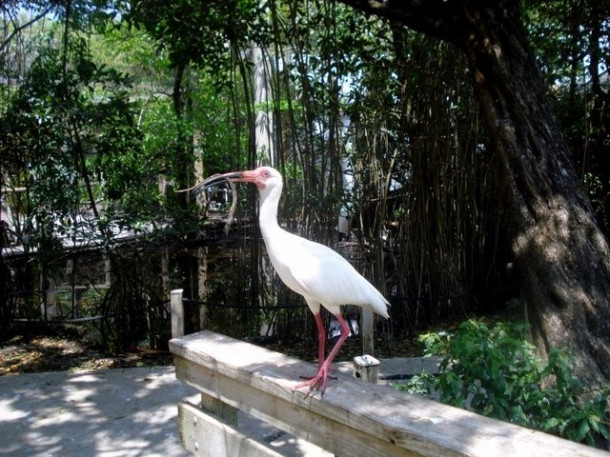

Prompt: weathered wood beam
[
  {"left": 178, "top": 401, "right": 284, "bottom": 457},
  {"left": 170, "top": 331, "right": 608, "bottom": 457}
]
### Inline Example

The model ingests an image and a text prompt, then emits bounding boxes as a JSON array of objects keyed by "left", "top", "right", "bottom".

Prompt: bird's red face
[{"left": 221, "top": 167, "right": 276, "bottom": 190}]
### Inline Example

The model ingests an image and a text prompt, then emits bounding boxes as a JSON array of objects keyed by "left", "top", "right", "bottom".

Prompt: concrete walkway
[
  {"left": 0, "top": 367, "right": 199, "bottom": 457},
  {"left": 0, "top": 358, "right": 439, "bottom": 457},
  {"left": 0, "top": 366, "right": 334, "bottom": 457}
]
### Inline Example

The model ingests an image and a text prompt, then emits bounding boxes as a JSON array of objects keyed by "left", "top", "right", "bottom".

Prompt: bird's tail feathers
[{"left": 367, "top": 291, "right": 390, "bottom": 319}]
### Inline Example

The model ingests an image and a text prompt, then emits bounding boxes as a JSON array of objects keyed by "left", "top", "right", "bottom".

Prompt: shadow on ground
[
  {"left": 0, "top": 366, "right": 331, "bottom": 457},
  {"left": 0, "top": 367, "right": 197, "bottom": 457}
]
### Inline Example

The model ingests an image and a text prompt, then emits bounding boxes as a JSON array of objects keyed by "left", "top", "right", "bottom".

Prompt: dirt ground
[
  {"left": 0, "top": 333, "right": 173, "bottom": 376},
  {"left": 0, "top": 322, "right": 423, "bottom": 377}
]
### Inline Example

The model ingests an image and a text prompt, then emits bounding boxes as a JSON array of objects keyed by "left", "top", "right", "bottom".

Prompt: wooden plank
[
  {"left": 178, "top": 401, "right": 284, "bottom": 457},
  {"left": 200, "top": 392, "right": 237, "bottom": 425},
  {"left": 170, "top": 331, "right": 609, "bottom": 457},
  {"left": 173, "top": 356, "right": 420, "bottom": 457}
]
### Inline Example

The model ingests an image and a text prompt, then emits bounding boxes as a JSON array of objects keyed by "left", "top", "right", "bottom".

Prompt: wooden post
[
  {"left": 361, "top": 308, "right": 374, "bottom": 355},
  {"left": 197, "top": 247, "right": 208, "bottom": 331},
  {"left": 171, "top": 289, "right": 184, "bottom": 338},
  {"left": 200, "top": 392, "right": 237, "bottom": 425},
  {"left": 336, "top": 241, "right": 376, "bottom": 357},
  {"left": 69, "top": 257, "right": 77, "bottom": 319},
  {"left": 104, "top": 258, "right": 111, "bottom": 289},
  {"left": 161, "top": 248, "right": 170, "bottom": 306},
  {"left": 353, "top": 354, "right": 380, "bottom": 383}
]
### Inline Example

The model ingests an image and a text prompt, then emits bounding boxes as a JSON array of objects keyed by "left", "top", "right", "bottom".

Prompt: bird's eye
[{"left": 264, "top": 170, "right": 271, "bottom": 177}]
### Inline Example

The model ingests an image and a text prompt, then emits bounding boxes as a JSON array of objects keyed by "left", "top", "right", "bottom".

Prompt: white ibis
[{"left": 222, "top": 166, "right": 389, "bottom": 395}]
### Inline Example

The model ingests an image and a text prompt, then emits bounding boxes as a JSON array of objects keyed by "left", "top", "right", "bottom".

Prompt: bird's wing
[{"left": 267, "top": 232, "right": 389, "bottom": 318}]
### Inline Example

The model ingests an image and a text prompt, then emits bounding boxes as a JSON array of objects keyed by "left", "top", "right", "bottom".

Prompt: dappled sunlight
[
  {"left": 514, "top": 195, "right": 610, "bottom": 267},
  {"left": 509, "top": 193, "right": 610, "bottom": 386},
  {"left": 0, "top": 367, "right": 200, "bottom": 457},
  {"left": 513, "top": 194, "right": 610, "bottom": 310},
  {"left": 0, "top": 333, "right": 333, "bottom": 457},
  {"left": 169, "top": 330, "right": 605, "bottom": 457}
]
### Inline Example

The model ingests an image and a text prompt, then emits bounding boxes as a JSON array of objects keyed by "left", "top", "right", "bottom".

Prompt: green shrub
[{"left": 398, "top": 319, "right": 610, "bottom": 447}]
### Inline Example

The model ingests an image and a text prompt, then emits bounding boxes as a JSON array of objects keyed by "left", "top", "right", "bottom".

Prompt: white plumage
[{"left": 223, "top": 166, "right": 389, "bottom": 394}]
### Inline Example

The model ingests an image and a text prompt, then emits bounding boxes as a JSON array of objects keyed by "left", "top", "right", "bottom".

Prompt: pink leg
[
  {"left": 314, "top": 312, "right": 326, "bottom": 370},
  {"left": 294, "top": 313, "right": 350, "bottom": 396},
  {"left": 298, "top": 312, "right": 336, "bottom": 377}
]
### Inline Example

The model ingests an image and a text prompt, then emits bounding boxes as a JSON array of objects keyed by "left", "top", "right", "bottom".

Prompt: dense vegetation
[
  {"left": 1, "top": 0, "right": 609, "bottom": 446},
  {"left": 401, "top": 320, "right": 610, "bottom": 446}
]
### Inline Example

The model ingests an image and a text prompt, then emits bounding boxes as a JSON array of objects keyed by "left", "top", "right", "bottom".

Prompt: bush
[{"left": 398, "top": 319, "right": 610, "bottom": 447}]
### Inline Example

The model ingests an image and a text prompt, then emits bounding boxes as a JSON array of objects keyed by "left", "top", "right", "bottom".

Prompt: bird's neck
[{"left": 258, "top": 185, "right": 283, "bottom": 239}]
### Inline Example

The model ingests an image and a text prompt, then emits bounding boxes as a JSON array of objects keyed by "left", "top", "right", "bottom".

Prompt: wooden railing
[{"left": 169, "top": 330, "right": 609, "bottom": 457}]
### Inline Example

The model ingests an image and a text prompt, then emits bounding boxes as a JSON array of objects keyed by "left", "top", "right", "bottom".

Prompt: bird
[{"left": 220, "top": 166, "right": 390, "bottom": 395}]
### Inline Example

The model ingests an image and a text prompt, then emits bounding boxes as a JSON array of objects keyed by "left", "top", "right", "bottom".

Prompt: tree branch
[
  {"left": 334, "top": 0, "right": 465, "bottom": 44},
  {"left": 0, "top": 6, "right": 54, "bottom": 53}
]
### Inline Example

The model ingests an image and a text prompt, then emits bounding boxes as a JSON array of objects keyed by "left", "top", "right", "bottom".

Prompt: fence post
[
  {"left": 361, "top": 308, "right": 374, "bottom": 355},
  {"left": 200, "top": 392, "right": 238, "bottom": 425},
  {"left": 353, "top": 354, "right": 380, "bottom": 383},
  {"left": 171, "top": 289, "right": 184, "bottom": 338}
]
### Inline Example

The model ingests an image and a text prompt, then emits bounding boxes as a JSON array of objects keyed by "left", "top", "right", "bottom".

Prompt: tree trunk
[
  {"left": 252, "top": 43, "right": 275, "bottom": 166},
  {"left": 338, "top": 0, "right": 610, "bottom": 387}
]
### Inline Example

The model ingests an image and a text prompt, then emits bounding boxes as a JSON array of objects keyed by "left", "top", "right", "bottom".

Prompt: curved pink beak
[{"left": 220, "top": 169, "right": 265, "bottom": 189}]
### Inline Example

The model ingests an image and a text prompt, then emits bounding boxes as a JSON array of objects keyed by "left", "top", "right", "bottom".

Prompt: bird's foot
[
  {"left": 293, "top": 365, "right": 336, "bottom": 397},
  {"left": 298, "top": 373, "right": 338, "bottom": 381}
]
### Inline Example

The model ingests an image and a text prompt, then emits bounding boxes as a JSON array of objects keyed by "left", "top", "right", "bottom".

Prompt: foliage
[
  {"left": 89, "top": 24, "right": 172, "bottom": 95},
  {"left": 2, "top": 1, "right": 609, "bottom": 365},
  {"left": 1, "top": 31, "right": 149, "bottom": 249},
  {"left": 399, "top": 320, "right": 610, "bottom": 447},
  {"left": 524, "top": 0, "right": 610, "bottom": 235},
  {"left": 1, "top": 0, "right": 507, "bottom": 345},
  {"left": 124, "top": 0, "right": 269, "bottom": 76}
]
